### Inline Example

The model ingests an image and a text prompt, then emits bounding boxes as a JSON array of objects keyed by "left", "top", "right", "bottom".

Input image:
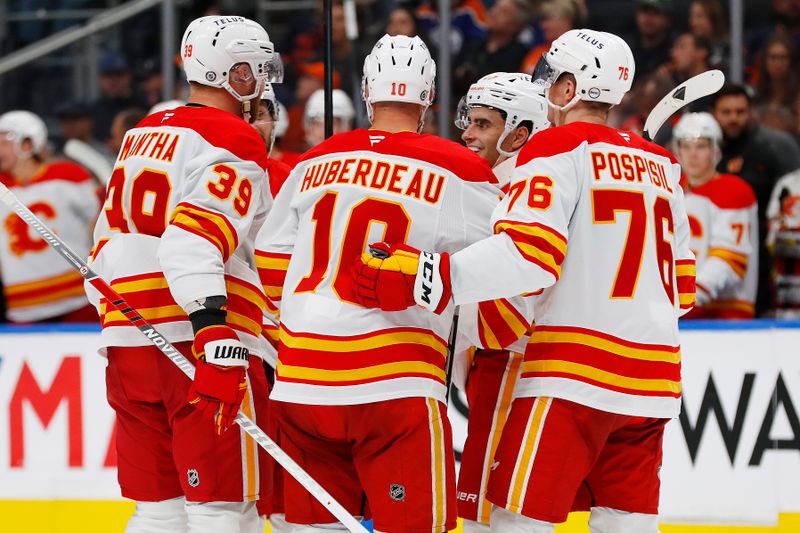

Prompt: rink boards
[{"left": 0, "top": 321, "right": 799, "bottom": 532}]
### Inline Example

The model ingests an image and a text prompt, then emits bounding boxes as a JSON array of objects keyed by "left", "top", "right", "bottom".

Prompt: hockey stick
[
  {"left": 643, "top": 69, "right": 725, "bottom": 141},
  {"left": 64, "top": 139, "right": 114, "bottom": 185},
  {"left": 0, "top": 182, "right": 368, "bottom": 533},
  {"left": 444, "top": 308, "right": 459, "bottom": 404}
]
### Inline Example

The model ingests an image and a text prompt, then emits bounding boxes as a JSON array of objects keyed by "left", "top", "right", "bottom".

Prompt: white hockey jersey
[
  {"left": 0, "top": 163, "right": 99, "bottom": 322},
  {"left": 684, "top": 173, "right": 758, "bottom": 318},
  {"left": 88, "top": 105, "right": 271, "bottom": 356},
  {"left": 449, "top": 122, "right": 696, "bottom": 419},
  {"left": 255, "top": 129, "right": 500, "bottom": 405}
]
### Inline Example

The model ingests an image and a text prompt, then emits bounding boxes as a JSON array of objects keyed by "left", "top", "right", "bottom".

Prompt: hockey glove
[
  {"left": 188, "top": 324, "right": 249, "bottom": 435},
  {"left": 351, "top": 242, "right": 452, "bottom": 314}
]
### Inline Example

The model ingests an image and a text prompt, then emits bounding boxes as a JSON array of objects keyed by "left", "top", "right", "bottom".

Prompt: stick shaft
[{"left": 0, "top": 183, "right": 367, "bottom": 533}]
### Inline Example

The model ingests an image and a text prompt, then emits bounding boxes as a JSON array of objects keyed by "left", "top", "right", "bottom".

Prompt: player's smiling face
[{"left": 461, "top": 106, "right": 505, "bottom": 166}]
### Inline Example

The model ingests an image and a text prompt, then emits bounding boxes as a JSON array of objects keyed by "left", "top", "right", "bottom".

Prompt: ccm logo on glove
[{"left": 418, "top": 251, "right": 436, "bottom": 306}]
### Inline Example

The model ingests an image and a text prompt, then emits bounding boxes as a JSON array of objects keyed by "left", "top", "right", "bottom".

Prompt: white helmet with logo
[
  {"left": 532, "top": 28, "right": 634, "bottom": 111},
  {"left": 0, "top": 110, "right": 48, "bottom": 158},
  {"left": 673, "top": 112, "right": 722, "bottom": 144},
  {"left": 455, "top": 72, "right": 550, "bottom": 157},
  {"left": 304, "top": 89, "right": 355, "bottom": 129},
  {"left": 181, "top": 16, "right": 282, "bottom": 105},
  {"left": 362, "top": 34, "right": 436, "bottom": 125}
]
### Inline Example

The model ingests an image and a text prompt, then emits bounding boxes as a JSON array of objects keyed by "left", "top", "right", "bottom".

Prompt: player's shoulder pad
[
  {"left": 518, "top": 122, "right": 678, "bottom": 167},
  {"left": 137, "top": 106, "right": 268, "bottom": 171},
  {"left": 34, "top": 160, "right": 93, "bottom": 184},
  {"left": 694, "top": 173, "right": 757, "bottom": 209}
]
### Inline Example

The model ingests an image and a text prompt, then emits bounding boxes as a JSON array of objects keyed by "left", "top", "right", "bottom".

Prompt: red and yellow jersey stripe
[
  {"left": 277, "top": 325, "right": 449, "bottom": 387},
  {"left": 707, "top": 247, "right": 748, "bottom": 279},
  {"left": 676, "top": 258, "right": 696, "bottom": 310},
  {"left": 5, "top": 270, "right": 86, "bottom": 310},
  {"left": 494, "top": 219, "right": 567, "bottom": 280},
  {"left": 255, "top": 250, "right": 290, "bottom": 315},
  {"left": 477, "top": 298, "right": 530, "bottom": 350},
  {"left": 99, "top": 271, "right": 266, "bottom": 338},
  {"left": 169, "top": 202, "right": 239, "bottom": 262},
  {"left": 523, "top": 325, "right": 681, "bottom": 398}
]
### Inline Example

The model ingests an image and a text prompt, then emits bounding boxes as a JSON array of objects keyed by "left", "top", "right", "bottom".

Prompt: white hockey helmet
[
  {"left": 673, "top": 112, "right": 722, "bottom": 144},
  {"left": 532, "top": 29, "right": 634, "bottom": 111},
  {"left": 181, "top": 16, "right": 282, "bottom": 104},
  {"left": 455, "top": 72, "right": 550, "bottom": 157},
  {"left": 362, "top": 34, "right": 436, "bottom": 124},
  {"left": 0, "top": 110, "right": 48, "bottom": 157},
  {"left": 304, "top": 89, "right": 356, "bottom": 128}
]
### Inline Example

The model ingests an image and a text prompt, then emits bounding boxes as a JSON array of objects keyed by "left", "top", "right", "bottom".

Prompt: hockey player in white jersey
[
  {"left": 452, "top": 72, "right": 548, "bottom": 532},
  {"left": 87, "top": 16, "right": 281, "bottom": 533},
  {"left": 673, "top": 112, "right": 758, "bottom": 319},
  {"left": 354, "top": 29, "right": 696, "bottom": 532},
  {"left": 0, "top": 110, "right": 100, "bottom": 323},
  {"left": 255, "top": 34, "right": 500, "bottom": 532}
]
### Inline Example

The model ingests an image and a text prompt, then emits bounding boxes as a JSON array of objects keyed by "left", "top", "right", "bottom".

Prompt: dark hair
[
  {"left": 386, "top": 6, "right": 420, "bottom": 36},
  {"left": 117, "top": 108, "right": 148, "bottom": 131},
  {"left": 690, "top": 0, "right": 728, "bottom": 40},
  {"left": 756, "top": 34, "right": 799, "bottom": 108},
  {"left": 711, "top": 84, "right": 752, "bottom": 108}
]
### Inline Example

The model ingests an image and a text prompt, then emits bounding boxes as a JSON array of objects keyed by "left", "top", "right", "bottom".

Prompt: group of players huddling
[{"left": 0, "top": 11, "right": 762, "bottom": 533}]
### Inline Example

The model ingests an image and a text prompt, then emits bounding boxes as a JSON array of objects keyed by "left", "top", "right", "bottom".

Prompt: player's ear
[{"left": 509, "top": 126, "right": 529, "bottom": 152}]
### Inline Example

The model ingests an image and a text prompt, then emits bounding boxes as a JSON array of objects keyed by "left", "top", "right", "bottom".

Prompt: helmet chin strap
[
  {"left": 545, "top": 90, "right": 581, "bottom": 125},
  {"left": 495, "top": 126, "right": 532, "bottom": 159}
]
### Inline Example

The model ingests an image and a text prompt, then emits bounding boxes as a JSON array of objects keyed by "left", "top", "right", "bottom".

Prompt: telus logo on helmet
[{"left": 576, "top": 31, "right": 604, "bottom": 50}]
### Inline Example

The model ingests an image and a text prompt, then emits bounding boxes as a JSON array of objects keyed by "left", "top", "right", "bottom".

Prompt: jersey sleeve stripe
[
  {"left": 255, "top": 250, "right": 290, "bottom": 311},
  {"left": 676, "top": 259, "right": 697, "bottom": 310},
  {"left": 530, "top": 326, "right": 680, "bottom": 363},
  {"left": 707, "top": 247, "right": 748, "bottom": 278},
  {"left": 169, "top": 203, "right": 239, "bottom": 261},
  {"left": 494, "top": 220, "right": 567, "bottom": 280},
  {"left": 477, "top": 299, "right": 530, "bottom": 350}
]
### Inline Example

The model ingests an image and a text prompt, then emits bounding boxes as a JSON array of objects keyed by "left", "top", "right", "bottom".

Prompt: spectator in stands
[
  {"left": 757, "top": 105, "right": 797, "bottom": 133},
  {"left": 453, "top": 0, "right": 533, "bottom": 95},
  {"left": 55, "top": 100, "right": 114, "bottom": 161},
  {"left": 519, "top": 0, "right": 587, "bottom": 75},
  {"left": 416, "top": 0, "right": 488, "bottom": 58},
  {"left": 626, "top": 0, "right": 675, "bottom": 80},
  {"left": 108, "top": 108, "right": 148, "bottom": 156},
  {"left": 664, "top": 33, "right": 715, "bottom": 111},
  {"left": 746, "top": 0, "right": 800, "bottom": 80},
  {"left": 755, "top": 34, "right": 800, "bottom": 112},
  {"left": 386, "top": 6, "right": 420, "bottom": 38},
  {"left": 89, "top": 52, "right": 146, "bottom": 144},
  {"left": 688, "top": 0, "right": 729, "bottom": 68},
  {"left": 712, "top": 84, "right": 800, "bottom": 314}
]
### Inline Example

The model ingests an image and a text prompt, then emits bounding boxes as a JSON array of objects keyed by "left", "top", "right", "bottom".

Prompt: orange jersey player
[
  {"left": 86, "top": 16, "right": 283, "bottom": 532},
  {"left": 0, "top": 111, "right": 100, "bottom": 323},
  {"left": 354, "top": 29, "right": 696, "bottom": 533},
  {"left": 254, "top": 34, "right": 500, "bottom": 533},
  {"left": 674, "top": 112, "right": 758, "bottom": 319},
  {"left": 452, "top": 71, "right": 548, "bottom": 533}
]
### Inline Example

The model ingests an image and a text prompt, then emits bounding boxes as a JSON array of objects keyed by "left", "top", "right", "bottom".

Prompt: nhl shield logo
[
  {"left": 187, "top": 469, "right": 200, "bottom": 487},
  {"left": 389, "top": 483, "right": 406, "bottom": 501}
]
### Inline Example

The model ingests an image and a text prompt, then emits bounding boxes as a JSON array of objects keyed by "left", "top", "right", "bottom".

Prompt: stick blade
[{"left": 643, "top": 69, "right": 725, "bottom": 141}]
